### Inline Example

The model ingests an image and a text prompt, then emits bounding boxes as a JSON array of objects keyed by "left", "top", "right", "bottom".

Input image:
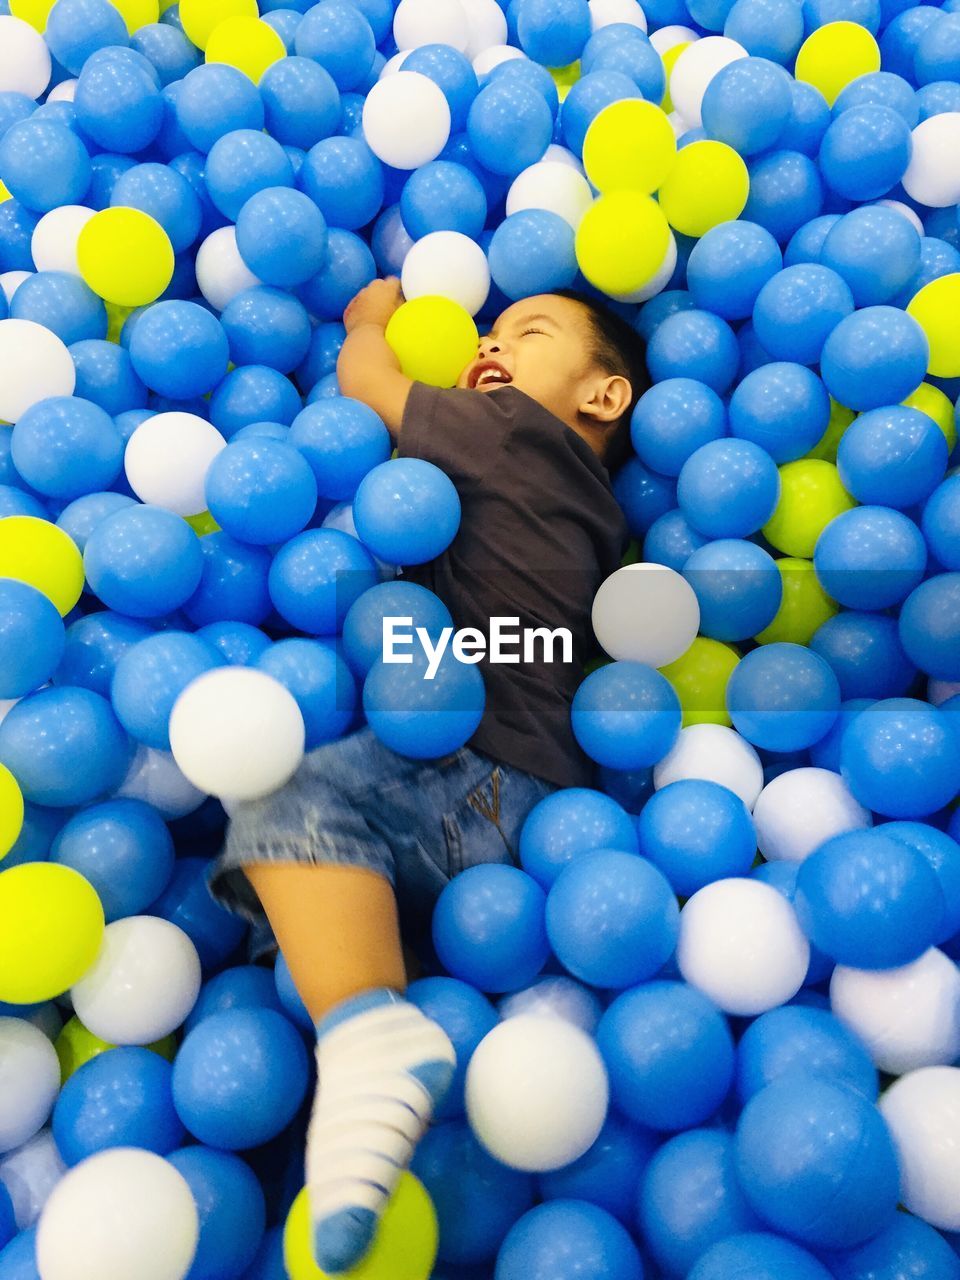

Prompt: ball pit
[{"left": 0, "top": 0, "right": 958, "bottom": 1276}]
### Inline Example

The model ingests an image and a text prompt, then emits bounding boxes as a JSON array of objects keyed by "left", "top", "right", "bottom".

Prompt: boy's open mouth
[{"left": 469, "top": 360, "right": 512, "bottom": 390}]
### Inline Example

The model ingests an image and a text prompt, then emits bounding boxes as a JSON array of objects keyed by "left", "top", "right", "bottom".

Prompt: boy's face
[{"left": 457, "top": 295, "right": 624, "bottom": 436}]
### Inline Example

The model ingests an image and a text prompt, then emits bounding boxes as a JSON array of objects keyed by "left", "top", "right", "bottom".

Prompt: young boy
[{"left": 210, "top": 282, "right": 643, "bottom": 1272}]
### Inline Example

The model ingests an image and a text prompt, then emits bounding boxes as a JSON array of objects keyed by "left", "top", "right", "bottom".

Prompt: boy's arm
[{"left": 337, "top": 278, "right": 412, "bottom": 440}]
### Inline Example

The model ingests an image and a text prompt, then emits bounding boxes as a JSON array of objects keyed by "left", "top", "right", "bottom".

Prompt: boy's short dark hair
[{"left": 554, "top": 288, "right": 649, "bottom": 472}]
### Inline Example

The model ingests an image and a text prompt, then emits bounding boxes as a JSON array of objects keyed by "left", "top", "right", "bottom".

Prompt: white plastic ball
[
  {"left": 902, "top": 113, "right": 960, "bottom": 208},
  {"left": 124, "top": 412, "right": 226, "bottom": 517},
  {"left": 871, "top": 199, "right": 924, "bottom": 236},
  {"left": 400, "top": 230, "right": 490, "bottom": 316},
  {"left": 0, "top": 319, "right": 75, "bottom": 423},
  {"left": 169, "top": 667, "right": 306, "bottom": 802},
  {"left": 542, "top": 143, "right": 585, "bottom": 171},
  {"left": 465, "top": 1015, "right": 609, "bottom": 1172},
  {"left": 378, "top": 50, "right": 409, "bottom": 76},
  {"left": 36, "top": 1148, "right": 200, "bottom": 1280},
  {"left": 506, "top": 161, "right": 594, "bottom": 230},
  {"left": 669, "top": 35, "right": 747, "bottom": 126},
  {"left": 880, "top": 1067, "right": 960, "bottom": 1231},
  {"left": 929, "top": 678, "right": 960, "bottom": 706},
  {"left": 472, "top": 44, "right": 526, "bottom": 76},
  {"left": 71, "top": 917, "right": 202, "bottom": 1046},
  {"left": 589, "top": 0, "right": 648, "bottom": 30},
  {"left": 591, "top": 563, "right": 700, "bottom": 666},
  {"left": 31, "top": 206, "right": 95, "bottom": 276},
  {"left": 677, "top": 877, "right": 810, "bottom": 1016},
  {"left": 612, "top": 232, "right": 678, "bottom": 302},
  {"left": 0, "top": 1129, "right": 66, "bottom": 1230},
  {"left": 752, "top": 767, "right": 872, "bottom": 863},
  {"left": 394, "top": 0, "right": 470, "bottom": 51},
  {"left": 116, "top": 746, "right": 207, "bottom": 819},
  {"left": 649, "top": 24, "right": 699, "bottom": 54},
  {"left": 46, "top": 79, "right": 78, "bottom": 103},
  {"left": 0, "top": 1020, "right": 60, "bottom": 1155},
  {"left": 362, "top": 71, "right": 451, "bottom": 169},
  {"left": 830, "top": 948, "right": 960, "bottom": 1075},
  {"left": 499, "top": 976, "right": 602, "bottom": 1035},
  {"left": 462, "top": 0, "right": 508, "bottom": 57},
  {"left": 0, "top": 272, "right": 30, "bottom": 306},
  {"left": 0, "top": 16, "right": 51, "bottom": 99},
  {"left": 653, "top": 723, "right": 764, "bottom": 810},
  {"left": 195, "top": 225, "right": 262, "bottom": 312}
]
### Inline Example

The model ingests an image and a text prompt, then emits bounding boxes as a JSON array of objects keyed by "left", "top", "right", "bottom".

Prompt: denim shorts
[{"left": 209, "top": 725, "right": 557, "bottom": 950}]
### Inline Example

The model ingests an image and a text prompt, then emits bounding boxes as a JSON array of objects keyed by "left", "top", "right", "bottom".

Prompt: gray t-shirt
[{"left": 398, "top": 382, "right": 627, "bottom": 788}]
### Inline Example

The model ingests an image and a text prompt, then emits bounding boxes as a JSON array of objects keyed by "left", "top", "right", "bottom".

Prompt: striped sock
[{"left": 307, "top": 989, "right": 456, "bottom": 1274}]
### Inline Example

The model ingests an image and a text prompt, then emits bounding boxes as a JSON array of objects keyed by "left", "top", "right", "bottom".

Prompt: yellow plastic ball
[
  {"left": 0, "top": 764, "right": 24, "bottom": 862},
  {"left": 794, "top": 21, "right": 880, "bottom": 107},
  {"left": 657, "top": 140, "right": 749, "bottom": 238},
  {"left": 283, "top": 1174, "right": 438, "bottom": 1280},
  {"left": 806, "top": 397, "right": 855, "bottom": 463},
  {"left": 0, "top": 864, "right": 105, "bottom": 1004},
  {"left": 754, "top": 557, "right": 838, "bottom": 646},
  {"left": 185, "top": 510, "right": 221, "bottom": 537},
  {"left": 110, "top": 0, "right": 160, "bottom": 33},
  {"left": 179, "top": 0, "right": 258, "bottom": 49},
  {"left": 0, "top": 180, "right": 11, "bottom": 204},
  {"left": 907, "top": 273, "right": 960, "bottom": 378},
  {"left": 0, "top": 516, "right": 85, "bottom": 616},
  {"left": 385, "top": 297, "right": 479, "bottom": 388},
  {"left": 659, "top": 637, "right": 740, "bottom": 727},
  {"left": 78, "top": 207, "right": 175, "bottom": 308},
  {"left": 206, "top": 15, "right": 287, "bottom": 84},
  {"left": 660, "top": 41, "right": 690, "bottom": 115},
  {"left": 903, "top": 382, "right": 957, "bottom": 454},
  {"left": 550, "top": 61, "right": 581, "bottom": 103},
  {"left": 9, "top": 0, "right": 55, "bottom": 31},
  {"left": 576, "top": 192, "right": 672, "bottom": 296},
  {"left": 583, "top": 99, "right": 677, "bottom": 195},
  {"left": 55, "top": 1016, "right": 177, "bottom": 1084},
  {"left": 762, "top": 459, "right": 857, "bottom": 559}
]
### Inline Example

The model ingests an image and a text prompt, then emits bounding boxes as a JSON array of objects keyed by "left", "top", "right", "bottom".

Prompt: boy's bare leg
[
  {"left": 245, "top": 863, "right": 407, "bottom": 1021},
  {"left": 243, "top": 861, "right": 454, "bottom": 1274}
]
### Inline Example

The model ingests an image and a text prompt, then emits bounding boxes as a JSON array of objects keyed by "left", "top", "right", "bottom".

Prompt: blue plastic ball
[
  {"left": 197, "top": 621, "right": 271, "bottom": 667},
  {"left": 260, "top": 55, "right": 341, "bottom": 150},
  {"left": 167, "top": 1147, "right": 266, "bottom": 1280},
  {"left": 832, "top": 71, "right": 918, "bottom": 126},
  {"left": 70, "top": 339, "right": 147, "bottom": 416},
  {"left": 209, "top": 365, "right": 302, "bottom": 438},
  {"left": 636, "top": 778, "right": 756, "bottom": 896},
  {"left": 432, "top": 864, "right": 549, "bottom": 994},
  {"left": 571, "top": 661, "right": 681, "bottom": 771},
  {"left": 488, "top": 58, "right": 560, "bottom": 118},
  {"left": 630, "top": 379, "right": 727, "bottom": 478},
  {"left": 687, "top": 220, "right": 783, "bottom": 320},
  {"left": 235, "top": 186, "right": 328, "bottom": 289},
  {"left": 220, "top": 287, "right": 310, "bottom": 376},
  {"left": 818, "top": 106, "right": 911, "bottom": 202},
  {"left": 726, "top": 642, "right": 840, "bottom": 752},
  {"left": 836, "top": 404, "right": 947, "bottom": 508},
  {"left": 546, "top": 848, "right": 678, "bottom": 988},
  {"left": 820, "top": 206, "right": 920, "bottom": 306},
  {"left": 468, "top": 80, "right": 554, "bottom": 176},
  {"left": 578, "top": 35, "right": 664, "bottom": 106},
  {"left": 11, "top": 272, "right": 106, "bottom": 347},
  {"left": 51, "top": 798, "right": 174, "bottom": 923},
  {"left": 131, "top": 21, "right": 201, "bottom": 85},
  {"left": 734, "top": 1076, "right": 900, "bottom": 1249},
  {"left": 204, "top": 129, "right": 295, "bottom": 223},
  {"left": 128, "top": 300, "right": 229, "bottom": 399},
  {"left": 518, "top": 787, "right": 638, "bottom": 890},
  {"left": 45, "top": 0, "right": 129, "bottom": 76},
  {"left": 813, "top": 506, "right": 926, "bottom": 611},
  {"left": 646, "top": 309, "right": 739, "bottom": 394},
  {"left": 269, "top": 527, "right": 378, "bottom": 634},
  {"left": 182, "top": 531, "right": 272, "bottom": 628},
  {"left": 404, "top": 45, "right": 479, "bottom": 133},
  {"left": 642, "top": 508, "right": 709, "bottom": 571},
  {"left": 84, "top": 504, "right": 203, "bottom": 618},
  {"left": 257, "top": 638, "right": 355, "bottom": 749},
  {"left": 495, "top": 1201, "right": 642, "bottom": 1280},
  {"left": 540, "top": 1113, "right": 657, "bottom": 1227},
  {"left": 176, "top": 64, "right": 264, "bottom": 153},
  {"left": 110, "top": 630, "right": 224, "bottom": 751},
  {"left": 683, "top": 539, "right": 782, "bottom": 641},
  {"left": 612, "top": 457, "right": 677, "bottom": 539},
  {"left": 406, "top": 976, "right": 498, "bottom": 1121},
  {"left": 150, "top": 855, "right": 247, "bottom": 971},
  {"left": 597, "top": 980, "right": 735, "bottom": 1131},
  {"left": 353, "top": 458, "right": 461, "bottom": 565},
  {"left": 110, "top": 162, "right": 202, "bottom": 254},
  {"left": 922, "top": 474, "right": 960, "bottom": 569},
  {"left": 783, "top": 214, "right": 840, "bottom": 265},
  {"left": 916, "top": 79, "right": 960, "bottom": 120},
  {"left": 810, "top": 610, "right": 916, "bottom": 700},
  {"left": 898, "top": 573, "right": 960, "bottom": 680},
  {"left": 55, "top": 611, "right": 152, "bottom": 697},
  {"left": 293, "top": 0, "right": 376, "bottom": 92},
  {"left": 0, "top": 686, "right": 130, "bottom": 808},
  {"left": 701, "top": 58, "right": 794, "bottom": 155},
  {"left": 363, "top": 638, "right": 486, "bottom": 757},
  {"left": 172, "top": 1008, "right": 309, "bottom": 1149},
  {"left": 0, "top": 580, "right": 64, "bottom": 700},
  {"left": 690, "top": 1233, "right": 834, "bottom": 1280},
  {"left": 729, "top": 362, "right": 830, "bottom": 462},
  {"left": 743, "top": 150, "right": 824, "bottom": 244},
  {"left": 517, "top": 0, "right": 590, "bottom": 64},
  {"left": 341, "top": 579, "right": 453, "bottom": 678},
  {"left": 299, "top": 134, "right": 384, "bottom": 232},
  {"left": 823, "top": 1214, "right": 960, "bottom": 1280},
  {"left": 296, "top": 229, "right": 375, "bottom": 321},
  {"left": 75, "top": 54, "right": 163, "bottom": 155},
  {"left": 724, "top": 0, "right": 805, "bottom": 63},
  {"left": 840, "top": 696, "right": 960, "bottom": 817},
  {"left": 185, "top": 965, "right": 285, "bottom": 1035},
  {"left": 0, "top": 119, "right": 90, "bottom": 214},
  {"left": 915, "top": 9, "right": 960, "bottom": 84},
  {"left": 52, "top": 1048, "right": 184, "bottom": 1166},
  {"left": 0, "top": 198, "right": 40, "bottom": 271},
  {"left": 488, "top": 209, "right": 576, "bottom": 300},
  {"left": 820, "top": 306, "right": 929, "bottom": 411},
  {"left": 736, "top": 1004, "right": 877, "bottom": 1106},
  {"left": 884, "top": 821, "right": 960, "bottom": 944},
  {"left": 677, "top": 438, "right": 781, "bottom": 539},
  {"left": 205, "top": 438, "right": 317, "bottom": 545},
  {"left": 779, "top": 81, "right": 832, "bottom": 156},
  {"left": 895, "top": 234, "right": 960, "bottom": 306}
]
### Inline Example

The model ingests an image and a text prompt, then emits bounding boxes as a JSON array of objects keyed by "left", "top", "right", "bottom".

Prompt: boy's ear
[{"left": 579, "top": 374, "right": 632, "bottom": 424}]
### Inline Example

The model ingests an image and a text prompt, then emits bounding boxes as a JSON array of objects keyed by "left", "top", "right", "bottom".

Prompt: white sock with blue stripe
[{"left": 307, "top": 989, "right": 456, "bottom": 1274}]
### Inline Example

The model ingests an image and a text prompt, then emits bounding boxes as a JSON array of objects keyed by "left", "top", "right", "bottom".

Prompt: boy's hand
[{"left": 344, "top": 278, "right": 404, "bottom": 333}]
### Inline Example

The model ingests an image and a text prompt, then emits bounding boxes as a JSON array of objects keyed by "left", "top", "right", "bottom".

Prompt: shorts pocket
[{"left": 442, "top": 765, "right": 555, "bottom": 878}]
